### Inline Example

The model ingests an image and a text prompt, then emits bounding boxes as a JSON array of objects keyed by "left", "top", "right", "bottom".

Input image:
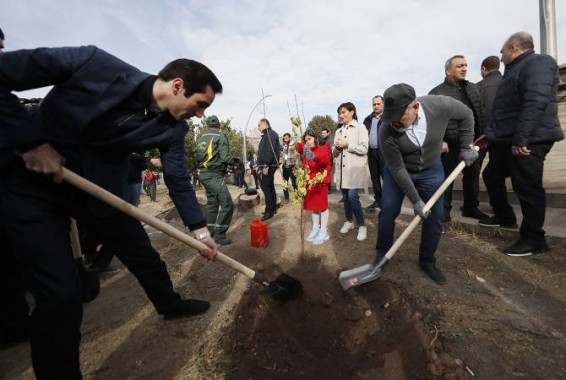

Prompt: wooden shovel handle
[
  {"left": 69, "top": 218, "right": 82, "bottom": 259},
  {"left": 384, "top": 160, "right": 467, "bottom": 260},
  {"left": 62, "top": 168, "right": 257, "bottom": 280}
]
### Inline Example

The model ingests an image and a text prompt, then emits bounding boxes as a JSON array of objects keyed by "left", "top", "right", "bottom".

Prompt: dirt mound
[{"left": 217, "top": 255, "right": 468, "bottom": 379}]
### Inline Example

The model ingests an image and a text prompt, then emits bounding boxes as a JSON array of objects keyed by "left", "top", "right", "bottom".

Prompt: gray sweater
[{"left": 379, "top": 95, "right": 474, "bottom": 204}]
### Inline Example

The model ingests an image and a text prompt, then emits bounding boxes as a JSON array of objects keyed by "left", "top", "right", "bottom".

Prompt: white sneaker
[
  {"left": 313, "top": 228, "right": 329, "bottom": 245},
  {"left": 306, "top": 226, "right": 320, "bottom": 242},
  {"left": 357, "top": 226, "right": 367, "bottom": 241},
  {"left": 340, "top": 221, "right": 354, "bottom": 234}
]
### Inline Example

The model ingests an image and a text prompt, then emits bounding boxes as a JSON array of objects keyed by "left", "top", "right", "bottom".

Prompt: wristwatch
[{"left": 194, "top": 231, "right": 211, "bottom": 241}]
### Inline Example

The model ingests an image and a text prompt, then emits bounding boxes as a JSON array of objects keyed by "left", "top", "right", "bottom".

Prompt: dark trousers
[
  {"left": 483, "top": 142, "right": 552, "bottom": 245},
  {"left": 0, "top": 197, "right": 30, "bottom": 341},
  {"left": 251, "top": 172, "right": 259, "bottom": 188},
  {"left": 441, "top": 141, "right": 482, "bottom": 213},
  {"left": 1, "top": 162, "right": 181, "bottom": 379},
  {"left": 124, "top": 181, "right": 142, "bottom": 207},
  {"left": 259, "top": 168, "right": 277, "bottom": 214},
  {"left": 282, "top": 165, "right": 296, "bottom": 201},
  {"left": 235, "top": 172, "right": 247, "bottom": 188},
  {"left": 367, "top": 148, "right": 383, "bottom": 205},
  {"left": 146, "top": 180, "right": 157, "bottom": 201},
  {"left": 79, "top": 224, "right": 115, "bottom": 268}
]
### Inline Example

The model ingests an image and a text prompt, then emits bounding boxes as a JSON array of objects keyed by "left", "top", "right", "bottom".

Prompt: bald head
[
  {"left": 500, "top": 31, "right": 535, "bottom": 65},
  {"left": 505, "top": 31, "right": 534, "bottom": 51}
]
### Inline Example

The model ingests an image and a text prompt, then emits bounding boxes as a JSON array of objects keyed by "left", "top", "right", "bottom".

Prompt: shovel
[
  {"left": 69, "top": 218, "right": 101, "bottom": 303},
  {"left": 339, "top": 159, "right": 468, "bottom": 290},
  {"left": 62, "top": 168, "right": 302, "bottom": 302}
]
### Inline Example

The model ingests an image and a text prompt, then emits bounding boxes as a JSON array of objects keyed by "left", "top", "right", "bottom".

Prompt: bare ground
[{"left": 1, "top": 185, "right": 565, "bottom": 380}]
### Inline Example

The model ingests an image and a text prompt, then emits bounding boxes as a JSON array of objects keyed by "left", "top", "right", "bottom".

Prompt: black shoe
[
  {"left": 162, "top": 299, "right": 210, "bottom": 320},
  {"left": 462, "top": 208, "right": 489, "bottom": 220},
  {"left": 366, "top": 201, "right": 379, "bottom": 211},
  {"left": 443, "top": 213, "right": 452, "bottom": 223},
  {"left": 88, "top": 264, "right": 121, "bottom": 274},
  {"left": 478, "top": 216, "right": 518, "bottom": 230},
  {"left": 503, "top": 241, "right": 549, "bottom": 257},
  {"left": 420, "top": 264, "right": 447, "bottom": 284},
  {"left": 261, "top": 213, "right": 274, "bottom": 221},
  {"left": 215, "top": 237, "right": 232, "bottom": 246}
]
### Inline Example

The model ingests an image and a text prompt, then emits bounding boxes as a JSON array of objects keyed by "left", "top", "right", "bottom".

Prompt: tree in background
[
  {"left": 307, "top": 115, "right": 337, "bottom": 136},
  {"left": 183, "top": 117, "right": 249, "bottom": 170}
]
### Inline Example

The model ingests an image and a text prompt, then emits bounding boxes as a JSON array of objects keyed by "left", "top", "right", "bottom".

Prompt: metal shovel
[{"left": 339, "top": 159, "right": 468, "bottom": 290}]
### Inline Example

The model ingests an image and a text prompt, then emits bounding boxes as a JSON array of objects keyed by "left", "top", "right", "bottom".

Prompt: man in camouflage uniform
[{"left": 196, "top": 115, "right": 234, "bottom": 245}]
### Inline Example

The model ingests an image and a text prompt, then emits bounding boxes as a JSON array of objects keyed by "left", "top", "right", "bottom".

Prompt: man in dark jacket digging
[
  {"left": 376, "top": 83, "right": 477, "bottom": 284},
  {"left": 0, "top": 45, "right": 221, "bottom": 379}
]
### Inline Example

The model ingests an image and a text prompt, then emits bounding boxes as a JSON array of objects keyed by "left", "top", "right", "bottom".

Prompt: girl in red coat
[{"left": 296, "top": 129, "right": 332, "bottom": 245}]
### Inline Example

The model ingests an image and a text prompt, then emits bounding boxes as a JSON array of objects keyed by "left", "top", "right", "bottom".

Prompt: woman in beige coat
[{"left": 333, "top": 102, "right": 369, "bottom": 241}]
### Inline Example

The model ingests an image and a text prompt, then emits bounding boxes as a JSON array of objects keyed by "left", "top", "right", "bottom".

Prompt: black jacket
[
  {"left": 487, "top": 50, "right": 564, "bottom": 146},
  {"left": 429, "top": 78, "right": 485, "bottom": 141},
  {"left": 257, "top": 128, "right": 281, "bottom": 168},
  {"left": 477, "top": 70, "right": 502, "bottom": 127},
  {"left": 0, "top": 46, "right": 205, "bottom": 229}
]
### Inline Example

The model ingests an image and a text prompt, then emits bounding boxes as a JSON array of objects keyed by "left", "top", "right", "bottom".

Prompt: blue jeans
[
  {"left": 124, "top": 182, "right": 142, "bottom": 207},
  {"left": 341, "top": 188, "right": 364, "bottom": 226},
  {"left": 376, "top": 162, "right": 444, "bottom": 266}
]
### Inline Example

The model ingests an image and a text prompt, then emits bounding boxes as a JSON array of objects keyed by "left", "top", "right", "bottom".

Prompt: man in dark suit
[{"left": 0, "top": 45, "right": 222, "bottom": 378}]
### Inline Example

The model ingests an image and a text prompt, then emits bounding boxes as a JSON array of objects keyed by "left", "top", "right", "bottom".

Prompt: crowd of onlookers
[{"left": 246, "top": 31, "right": 563, "bottom": 285}]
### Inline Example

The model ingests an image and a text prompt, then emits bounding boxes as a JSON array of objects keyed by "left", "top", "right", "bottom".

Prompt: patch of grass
[{"left": 188, "top": 343, "right": 233, "bottom": 379}]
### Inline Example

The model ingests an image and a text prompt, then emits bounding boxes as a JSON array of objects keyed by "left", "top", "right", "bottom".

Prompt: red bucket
[{"left": 250, "top": 219, "right": 269, "bottom": 248}]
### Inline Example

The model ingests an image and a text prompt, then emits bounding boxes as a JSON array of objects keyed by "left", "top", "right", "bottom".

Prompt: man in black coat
[
  {"left": 362, "top": 95, "right": 384, "bottom": 211},
  {"left": 0, "top": 45, "right": 221, "bottom": 378},
  {"left": 478, "top": 56, "right": 503, "bottom": 125},
  {"left": 478, "top": 31, "right": 564, "bottom": 256},
  {"left": 256, "top": 118, "right": 280, "bottom": 221},
  {"left": 430, "top": 55, "right": 488, "bottom": 222}
]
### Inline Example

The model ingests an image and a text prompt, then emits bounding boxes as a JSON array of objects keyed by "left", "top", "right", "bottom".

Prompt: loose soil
[{"left": 1, "top": 185, "right": 565, "bottom": 379}]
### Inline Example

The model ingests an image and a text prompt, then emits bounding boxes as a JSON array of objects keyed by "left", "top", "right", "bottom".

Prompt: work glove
[
  {"left": 304, "top": 144, "right": 316, "bottom": 161},
  {"left": 459, "top": 145, "right": 479, "bottom": 167},
  {"left": 413, "top": 200, "right": 430, "bottom": 220}
]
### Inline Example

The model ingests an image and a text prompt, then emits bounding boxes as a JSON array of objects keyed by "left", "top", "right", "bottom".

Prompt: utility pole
[{"left": 539, "top": 0, "right": 558, "bottom": 61}]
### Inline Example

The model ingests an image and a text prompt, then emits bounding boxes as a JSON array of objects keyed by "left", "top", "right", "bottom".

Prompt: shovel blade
[{"left": 338, "top": 263, "right": 383, "bottom": 291}]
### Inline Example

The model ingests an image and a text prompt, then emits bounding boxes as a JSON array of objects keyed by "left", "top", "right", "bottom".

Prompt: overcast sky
[{"left": 2, "top": 0, "right": 565, "bottom": 135}]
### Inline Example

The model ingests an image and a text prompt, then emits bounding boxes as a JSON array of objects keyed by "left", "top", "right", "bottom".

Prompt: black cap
[
  {"left": 206, "top": 115, "right": 220, "bottom": 126},
  {"left": 382, "top": 83, "right": 416, "bottom": 122}
]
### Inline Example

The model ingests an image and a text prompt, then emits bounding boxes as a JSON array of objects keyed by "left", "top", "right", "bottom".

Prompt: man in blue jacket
[
  {"left": 0, "top": 45, "right": 222, "bottom": 379},
  {"left": 478, "top": 31, "right": 564, "bottom": 256}
]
